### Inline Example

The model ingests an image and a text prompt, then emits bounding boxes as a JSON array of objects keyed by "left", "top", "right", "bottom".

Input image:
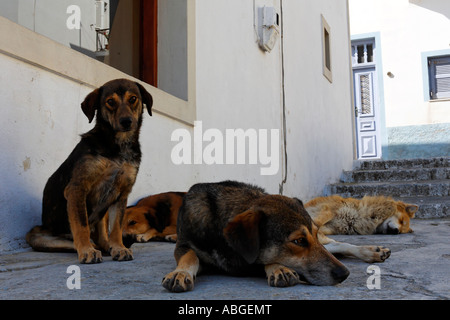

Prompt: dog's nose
[
  {"left": 120, "top": 117, "right": 133, "bottom": 130},
  {"left": 386, "top": 226, "right": 400, "bottom": 234},
  {"left": 331, "top": 265, "right": 350, "bottom": 283}
]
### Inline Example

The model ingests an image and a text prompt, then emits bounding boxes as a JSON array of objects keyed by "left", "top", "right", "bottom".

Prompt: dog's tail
[{"left": 26, "top": 226, "right": 76, "bottom": 253}]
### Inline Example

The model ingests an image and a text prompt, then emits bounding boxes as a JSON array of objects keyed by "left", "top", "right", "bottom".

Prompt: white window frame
[
  {"left": 321, "top": 14, "right": 332, "bottom": 83},
  {"left": 428, "top": 55, "right": 450, "bottom": 100}
]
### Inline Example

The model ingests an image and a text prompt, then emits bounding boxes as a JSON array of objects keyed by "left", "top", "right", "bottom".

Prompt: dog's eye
[
  {"left": 128, "top": 220, "right": 137, "bottom": 226},
  {"left": 129, "top": 96, "right": 137, "bottom": 104},
  {"left": 292, "top": 238, "right": 308, "bottom": 247},
  {"left": 107, "top": 99, "right": 115, "bottom": 106}
]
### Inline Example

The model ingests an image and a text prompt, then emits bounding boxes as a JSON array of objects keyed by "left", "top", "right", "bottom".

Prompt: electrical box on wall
[
  {"left": 260, "top": 6, "right": 280, "bottom": 52},
  {"left": 95, "top": 1, "right": 109, "bottom": 30}
]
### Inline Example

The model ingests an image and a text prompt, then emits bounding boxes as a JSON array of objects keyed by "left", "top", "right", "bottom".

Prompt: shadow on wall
[
  {"left": 0, "top": 180, "right": 41, "bottom": 252},
  {"left": 383, "top": 123, "right": 450, "bottom": 160},
  {"left": 409, "top": 0, "right": 450, "bottom": 20}
]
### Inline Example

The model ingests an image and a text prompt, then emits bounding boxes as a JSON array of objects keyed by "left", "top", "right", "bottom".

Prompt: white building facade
[
  {"left": 349, "top": 0, "right": 450, "bottom": 160},
  {"left": 0, "top": 0, "right": 354, "bottom": 252}
]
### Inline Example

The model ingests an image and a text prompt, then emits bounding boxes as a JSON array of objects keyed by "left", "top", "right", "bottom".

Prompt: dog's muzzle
[{"left": 119, "top": 117, "right": 133, "bottom": 131}]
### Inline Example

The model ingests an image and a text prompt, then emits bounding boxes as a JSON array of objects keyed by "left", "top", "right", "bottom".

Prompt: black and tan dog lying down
[{"left": 162, "top": 181, "right": 350, "bottom": 292}]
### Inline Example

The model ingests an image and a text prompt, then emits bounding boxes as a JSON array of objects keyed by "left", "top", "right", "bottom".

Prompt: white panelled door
[{"left": 352, "top": 40, "right": 381, "bottom": 159}]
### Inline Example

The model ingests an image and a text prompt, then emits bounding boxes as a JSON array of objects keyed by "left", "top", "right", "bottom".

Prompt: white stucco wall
[
  {"left": 0, "top": 0, "right": 354, "bottom": 252},
  {"left": 282, "top": 0, "right": 355, "bottom": 199},
  {"left": 193, "top": 0, "right": 284, "bottom": 193},
  {"left": 349, "top": 0, "right": 450, "bottom": 127},
  {"left": 194, "top": 0, "right": 354, "bottom": 198}
]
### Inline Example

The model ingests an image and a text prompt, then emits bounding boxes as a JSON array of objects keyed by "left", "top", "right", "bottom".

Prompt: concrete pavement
[{"left": 0, "top": 218, "right": 449, "bottom": 300}]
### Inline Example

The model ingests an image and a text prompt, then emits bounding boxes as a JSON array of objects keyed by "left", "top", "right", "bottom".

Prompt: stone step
[
  {"left": 341, "top": 167, "right": 450, "bottom": 183},
  {"left": 397, "top": 196, "right": 450, "bottom": 219},
  {"left": 354, "top": 157, "right": 449, "bottom": 171},
  {"left": 324, "top": 157, "right": 450, "bottom": 218},
  {"left": 324, "top": 179, "right": 450, "bottom": 198}
]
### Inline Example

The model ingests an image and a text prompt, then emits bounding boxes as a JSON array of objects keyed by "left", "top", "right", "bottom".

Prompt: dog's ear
[
  {"left": 145, "top": 200, "right": 172, "bottom": 233},
  {"left": 135, "top": 82, "right": 153, "bottom": 116},
  {"left": 293, "top": 197, "right": 304, "bottom": 207},
  {"left": 81, "top": 88, "right": 100, "bottom": 123},
  {"left": 223, "top": 210, "right": 263, "bottom": 264},
  {"left": 405, "top": 204, "right": 419, "bottom": 218},
  {"left": 144, "top": 212, "right": 160, "bottom": 232}
]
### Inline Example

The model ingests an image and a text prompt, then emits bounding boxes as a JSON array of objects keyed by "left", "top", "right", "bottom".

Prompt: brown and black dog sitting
[
  {"left": 162, "top": 181, "right": 349, "bottom": 292},
  {"left": 26, "top": 79, "right": 153, "bottom": 264},
  {"left": 122, "top": 192, "right": 186, "bottom": 248}
]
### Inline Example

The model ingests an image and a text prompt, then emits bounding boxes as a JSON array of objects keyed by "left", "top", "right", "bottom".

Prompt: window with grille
[
  {"left": 351, "top": 40, "right": 375, "bottom": 67},
  {"left": 428, "top": 55, "right": 450, "bottom": 100}
]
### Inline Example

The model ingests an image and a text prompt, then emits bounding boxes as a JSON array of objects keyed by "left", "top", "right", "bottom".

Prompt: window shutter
[{"left": 430, "top": 56, "right": 450, "bottom": 99}]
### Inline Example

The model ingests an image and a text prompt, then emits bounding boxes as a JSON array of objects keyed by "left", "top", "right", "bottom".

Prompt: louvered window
[{"left": 429, "top": 55, "right": 450, "bottom": 100}]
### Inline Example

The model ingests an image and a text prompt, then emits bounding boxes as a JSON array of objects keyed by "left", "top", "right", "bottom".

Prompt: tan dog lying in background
[{"left": 305, "top": 195, "right": 418, "bottom": 263}]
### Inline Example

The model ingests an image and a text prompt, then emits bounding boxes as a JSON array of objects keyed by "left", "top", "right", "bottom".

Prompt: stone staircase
[{"left": 324, "top": 157, "right": 450, "bottom": 219}]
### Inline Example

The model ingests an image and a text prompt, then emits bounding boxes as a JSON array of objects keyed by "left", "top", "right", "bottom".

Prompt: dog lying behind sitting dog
[
  {"left": 162, "top": 181, "right": 349, "bottom": 293},
  {"left": 122, "top": 192, "right": 186, "bottom": 248},
  {"left": 304, "top": 195, "right": 418, "bottom": 262}
]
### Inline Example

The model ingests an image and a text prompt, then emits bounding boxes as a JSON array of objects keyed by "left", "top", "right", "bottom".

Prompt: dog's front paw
[
  {"left": 136, "top": 234, "right": 151, "bottom": 242},
  {"left": 266, "top": 265, "right": 300, "bottom": 287},
  {"left": 78, "top": 247, "right": 103, "bottom": 264},
  {"left": 110, "top": 246, "right": 134, "bottom": 261},
  {"left": 162, "top": 271, "right": 194, "bottom": 292},
  {"left": 165, "top": 234, "right": 177, "bottom": 243},
  {"left": 360, "top": 246, "right": 391, "bottom": 263}
]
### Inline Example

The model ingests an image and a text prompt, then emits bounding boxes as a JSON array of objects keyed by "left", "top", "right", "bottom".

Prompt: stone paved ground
[{"left": 0, "top": 219, "right": 449, "bottom": 301}]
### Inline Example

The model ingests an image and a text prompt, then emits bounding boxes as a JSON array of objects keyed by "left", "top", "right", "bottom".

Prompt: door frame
[
  {"left": 351, "top": 32, "right": 387, "bottom": 160},
  {"left": 353, "top": 66, "right": 380, "bottom": 158},
  {"left": 140, "top": 0, "right": 158, "bottom": 87}
]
